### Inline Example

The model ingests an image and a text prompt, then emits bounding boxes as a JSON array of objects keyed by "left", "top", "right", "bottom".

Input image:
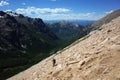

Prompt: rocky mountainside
[
  {"left": 0, "top": 11, "right": 58, "bottom": 79},
  {"left": 8, "top": 12, "right": 120, "bottom": 80},
  {"left": 0, "top": 11, "right": 58, "bottom": 54}
]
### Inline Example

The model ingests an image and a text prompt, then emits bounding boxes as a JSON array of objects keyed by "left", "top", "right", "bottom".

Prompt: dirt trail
[{"left": 8, "top": 16, "right": 120, "bottom": 80}]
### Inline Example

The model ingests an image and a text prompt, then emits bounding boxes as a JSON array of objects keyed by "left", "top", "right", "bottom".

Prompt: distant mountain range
[
  {"left": 45, "top": 20, "right": 93, "bottom": 46},
  {"left": 45, "top": 20, "right": 95, "bottom": 26},
  {"left": 46, "top": 21, "right": 85, "bottom": 46}
]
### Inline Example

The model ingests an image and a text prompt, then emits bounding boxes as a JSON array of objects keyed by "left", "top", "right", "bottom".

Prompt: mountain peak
[
  {"left": 0, "top": 11, "right": 6, "bottom": 16},
  {"left": 6, "top": 11, "right": 19, "bottom": 17},
  {"left": 0, "top": 11, "right": 6, "bottom": 18}
]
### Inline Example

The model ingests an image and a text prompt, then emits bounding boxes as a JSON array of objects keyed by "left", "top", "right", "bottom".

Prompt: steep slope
[
  {"left": 8, "top": 15, "right": 120, "bottom": 80},
  {"left": 0, "top": 11, "right": 58, "bottom": 79},
  {"left": 0, "top": 11, "right": 58, "bottom": 54}
]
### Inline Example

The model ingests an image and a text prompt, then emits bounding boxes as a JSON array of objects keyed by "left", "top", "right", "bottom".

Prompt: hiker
[{"left": 52, "top": 58, "right": 56, "bottom": 67}]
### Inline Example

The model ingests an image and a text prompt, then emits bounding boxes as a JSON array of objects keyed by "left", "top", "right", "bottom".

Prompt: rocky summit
[{"left": 8, "top": 11, "right": 120, "bottom": 80}]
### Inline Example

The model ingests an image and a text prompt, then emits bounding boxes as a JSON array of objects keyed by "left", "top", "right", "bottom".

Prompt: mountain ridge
[{"left": 0, "top": 11, "right": 59, "bottom": 80}]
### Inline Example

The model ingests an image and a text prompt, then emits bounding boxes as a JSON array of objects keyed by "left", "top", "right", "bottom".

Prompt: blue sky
[{"left": 0, "top": 0, "right": 120, "bottom": 20}]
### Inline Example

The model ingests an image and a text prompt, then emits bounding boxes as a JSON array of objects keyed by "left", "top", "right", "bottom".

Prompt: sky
[{"left": 0, "top": 0, "right": 120, "bottom": 20}]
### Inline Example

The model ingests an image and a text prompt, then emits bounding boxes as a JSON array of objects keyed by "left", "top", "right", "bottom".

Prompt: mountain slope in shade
[
  {"left": 0, "top": 11, "right": 58, "bottom": 54},
  {"left": 46, "top": 21, "right": 84, "bottom": 45},
  {"left": 0, "top": 11, "right": 58, "bottom": 80},
  {"left": 8, "top": 14, "right": 120, "bottom": 80}
]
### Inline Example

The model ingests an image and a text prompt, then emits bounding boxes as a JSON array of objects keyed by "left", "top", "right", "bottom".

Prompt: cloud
[
  {"left": 5, "top": 9, "right": 12, "bottom": 12},
  {"left": 16, "top": 7, "right": 70, "bottom": 14},
  {"left": 105, "top": 10, "right": 113, "bottom": 14},
  {"left": 0, "top": 0, "right": 9, "bottom": 6},
  {"left": 37, "top": 12, "right": 99, "bottom": 20},
  {"left": 15, "top": 7, "right": 103, "bottom": 20},
  {"left": 22, "top": 2, "right": 26, "bottom": 5}
]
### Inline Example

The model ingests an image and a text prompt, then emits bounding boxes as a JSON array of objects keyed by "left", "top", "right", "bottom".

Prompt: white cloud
[
  {"left": 5, "top": 9, "right": 12, "bottom": 12},
  {"left": 0, "top": 0, "right": 9, "bottom": 6},
  {"left": 22, "top": 2, "right": 26, "bottom": 5},
  {"left": 16, "top": 7, "right": 70, "bottom": 15},
  {"left": 37, "top": 12, "right": 100, "bottom": 20},
  {"left": 15, "top": 7, "right": 103, "bottom": 20},
  {"left": 105, "top": 10, "right": 113, "bottom": 14}
]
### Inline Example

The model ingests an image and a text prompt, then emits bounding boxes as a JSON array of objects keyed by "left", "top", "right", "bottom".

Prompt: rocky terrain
[{"left": 8, "top": 12, "right": 120, "bottom": 80}]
